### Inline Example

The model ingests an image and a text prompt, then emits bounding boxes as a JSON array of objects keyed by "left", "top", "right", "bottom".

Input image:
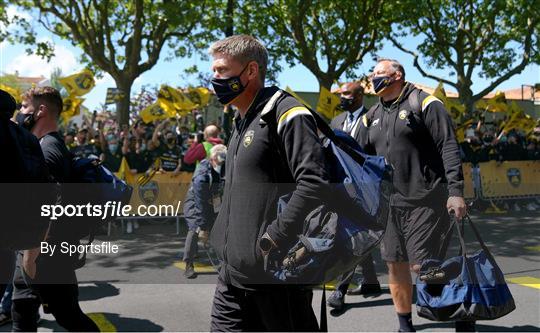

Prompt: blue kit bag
[
  {"left": 264, "top": 90, "right": 392, "bottom": 286},
  {"left": 416, "top": 216, "right": 515, "bottom": 321}
]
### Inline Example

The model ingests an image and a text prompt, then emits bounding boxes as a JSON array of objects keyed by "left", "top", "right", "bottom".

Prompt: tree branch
[
  {"left": 473, "top": 17, "right": 537, "bottom": 100},
  {"left": 388, "top": 35, "right": 456, "bottom": 87}
]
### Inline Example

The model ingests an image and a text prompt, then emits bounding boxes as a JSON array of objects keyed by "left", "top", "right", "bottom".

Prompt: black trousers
[
  {"left": 0, "top": 249, "right": 16, "bottom": 296},
  {"left": 12, "top": 252, "right": 99, "bottom": 332},
  {"left": 336, "top": 252, "right": 378, "bottom": 294},
  {"left": 210, "top": 277, "right": 319, "bottom": 332}
]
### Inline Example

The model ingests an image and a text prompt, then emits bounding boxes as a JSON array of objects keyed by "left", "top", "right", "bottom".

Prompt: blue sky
[{"left": 1, "top": 6, "right": 538, "bottom": 112}]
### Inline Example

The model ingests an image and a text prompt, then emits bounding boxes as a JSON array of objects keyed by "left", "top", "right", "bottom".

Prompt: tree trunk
[
  {"left": 115, "top": 79, "right": 133, "bottom": 127},
  {"left": 456, "top": 81, "right": 474, "bottom": 116},
  {"left": 317, "top": 75, "right": 333, "bottom": 92}
]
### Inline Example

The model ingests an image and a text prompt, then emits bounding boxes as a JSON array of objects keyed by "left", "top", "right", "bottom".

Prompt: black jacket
[
  {"left": 183, "top": 159, "right": 224, "bottom": 231},
  {"left": 361, "top": 83, "right": 463, "bottom": 207},
  {"left": 0, "top": 120, "right": 50, "bottom": 250},
  {"left": 210, "top": 86, "right": 329, "bottom": 289}
]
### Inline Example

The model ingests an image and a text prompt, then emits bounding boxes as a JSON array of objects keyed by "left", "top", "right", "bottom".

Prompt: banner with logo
[
  {"left": 105, "top": 88, "right": 125, "bottom": 105},
  {"left": 479, "top": 160, "right": 540, "bottom": 198},
  {"left": 125, "top": 172, "right": 193, "bottom": 215}
]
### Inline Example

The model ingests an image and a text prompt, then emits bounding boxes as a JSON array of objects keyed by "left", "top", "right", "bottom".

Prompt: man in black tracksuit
[
  {"left": 12, "top": 87, "right": 98, "bottom": 332},
  {"left": 362, "top": 59, "right": 469, "bottom": 332},
  {"left": 208, "top": 35, "right": 328, "bottom": 331}
]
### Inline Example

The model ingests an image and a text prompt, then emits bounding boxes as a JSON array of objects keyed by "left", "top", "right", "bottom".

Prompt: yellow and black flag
[
  {"left": 316, "top": 86, "right": 341, "bottom": 120},
  {"left": 157, "top": 85, "right": 197, "bottom": 116},
  {"left": 105, "top": 88, "right": 125, "bottom": 105},
  {"left": 61, "top": 95, "right": 84, "bottom": 123},
  {"left": 476, "top": 91, "right": 508, "bottom": 113},
  {"left": 59, "top": 69, "right": 95, "bottom": 96},
  {"left": 185, "top": 87, "right": 211, "bottom": 109},
  {"left": 139, "top": 102, "right": 175, "bottom": 124}
]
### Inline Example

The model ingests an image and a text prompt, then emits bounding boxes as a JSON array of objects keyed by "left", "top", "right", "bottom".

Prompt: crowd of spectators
[
  {"left": 460, "top": 120, "right": 540, "bottom": 164},
  {"left": 60, "top": 112, "right": 225, "bottom": 175}
]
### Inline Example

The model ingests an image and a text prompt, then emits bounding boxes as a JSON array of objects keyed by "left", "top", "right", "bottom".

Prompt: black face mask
[
  {"left": 371, "top": 75, "right": 394, "bottom": 95},
  {"left": 166, "top": 138, "right": 176, "bottom": 145},
  {"left": 339, "top": 97, "right": 354, "bottom": 111},
  {"left": 15, "top": 112, "right": 36, "bottom": 131},
  {"left": 210, "top": 64, "right": 249, "bottom": 105}
]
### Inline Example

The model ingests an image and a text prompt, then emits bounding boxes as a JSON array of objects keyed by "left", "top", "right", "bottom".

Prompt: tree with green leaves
[
  {"left": 197, "top": 0, "right": 388, "bottom": 90},
  {"left": 15, "top": 0, "right": 205, "bottom": 125},
  {"left": 252, "top": 0, "right": 388, "bottom": 90},
  {"left": 389, "top": 0, "right": 540, "bottom": 115}
]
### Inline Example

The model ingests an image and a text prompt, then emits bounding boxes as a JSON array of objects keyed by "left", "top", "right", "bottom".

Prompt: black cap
[{"left": 0, "top": 89, "right": 17, "bottom": 117}]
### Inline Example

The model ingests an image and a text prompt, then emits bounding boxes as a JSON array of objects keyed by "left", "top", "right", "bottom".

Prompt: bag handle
[
  {"left": 465, "top": 215, "right": 502, "bottom": 276},
  {"left": 452, "top": 215, "right": 468, "bottom": 258}
]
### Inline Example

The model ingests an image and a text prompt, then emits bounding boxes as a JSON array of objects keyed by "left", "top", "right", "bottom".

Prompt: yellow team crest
[
  {"left": 229, "top": 79, "right": 241, "bottom": 92},
  {"left": 507, "top": 168, "right": 521, "bottom": 188},
  {"left": 399, "top": 110, "right": 408, "bottom": 120},
  {"left": 243, "top": 130, "right": 254, "bottom": 147}
]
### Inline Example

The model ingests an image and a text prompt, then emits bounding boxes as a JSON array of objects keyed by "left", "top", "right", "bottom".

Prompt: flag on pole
[
  {"left": 139, "top": 102, "right": 174, "bottom": 123},
  {"left": 117, "top": 157, "right": 135, "bottom": 185},
  {"left": 186, "top": 87, "right": 211, "bottom": 108},
  {"left": 157, "top": 85, "right": 197, "bottom": 116},
  {"left": 316, "top": 86, "right": 341, "bottom": 119},
  {"left": 59, "top": 69, "right": 95, "bottom": 96},
  {"left": 285, "top": 86, "right": 313, "bottom": 109},
  {"left": 61, "top": 95, "right": 84, "bottom": 123}
]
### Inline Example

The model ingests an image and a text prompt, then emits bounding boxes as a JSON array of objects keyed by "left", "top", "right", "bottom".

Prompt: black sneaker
[
  {"left": 327, "top": 290, "right": 345, "bottom": 310},
  {"left": 0, "top": 312, "right": 12, "bottom": 327},
  {"left": 184, "top": 262, "right": 197, "bottom": 279},
  {"left": 348, "top": 281, "right": 382, "bottom": 295}
]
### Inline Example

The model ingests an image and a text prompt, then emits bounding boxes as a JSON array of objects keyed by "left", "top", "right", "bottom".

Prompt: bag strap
[
  {"left": 465, "top": 215, "right": 500, "bottom": 269},
  {"left": 270, "top": 89, "right": 366, "bottom": 166},
  {"left": 408, "top": 88, "right": 422, "bottom": 115}
]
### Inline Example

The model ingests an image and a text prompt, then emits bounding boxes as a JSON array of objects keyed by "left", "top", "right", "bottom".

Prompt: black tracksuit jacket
[
  {"left": 361, "top": 82, "right": 463, "bottom": 207},
  {"left": 210, "top": 86, "right": 329, "bottom": 289}
]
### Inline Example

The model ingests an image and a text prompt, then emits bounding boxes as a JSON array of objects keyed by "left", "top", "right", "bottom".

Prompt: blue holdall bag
[
  {"left": 416, "top": 215, "right": 516, "bottom": 321},
  {"left": 262, "top": 89, "right": 392, "bottom": 286}
]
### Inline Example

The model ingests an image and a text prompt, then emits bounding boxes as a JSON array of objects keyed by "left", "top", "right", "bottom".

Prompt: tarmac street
[{"left": 2, "top": 212, "right": 539, "bottom": 332}]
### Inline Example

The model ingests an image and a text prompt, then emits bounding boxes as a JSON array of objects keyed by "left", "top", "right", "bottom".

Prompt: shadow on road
[
  {"left": 330, "top": 297, "right": 395, "bottom": 316},
  {"left": 79, "top": 282, "right": 120, "bottom": 301},
  {"left": 33, "top": 312, "right": 164, "bottom": 332}
]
